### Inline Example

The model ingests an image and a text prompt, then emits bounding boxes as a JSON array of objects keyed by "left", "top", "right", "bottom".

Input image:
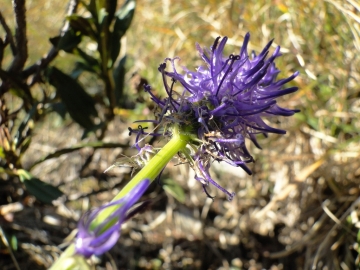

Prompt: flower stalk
[
  {"left": 50, "top": 33, "right": 300, "bottom": 268},
  {"left": 50, "top": 126, "right": 190, "bottom": 269},
  {"left": 91, "top": 125, "right": 190, "bottom": 227}
]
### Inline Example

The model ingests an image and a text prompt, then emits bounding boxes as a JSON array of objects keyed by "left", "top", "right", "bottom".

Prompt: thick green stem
[
  {"left": 50, "top": 127, "right": 190, "bottom": 270},
  {"left": 114, "top": 127, "right": 190, "bottom": 199},
  {"left": 91, "top": 127, "right": 190, "bottom": 227}
]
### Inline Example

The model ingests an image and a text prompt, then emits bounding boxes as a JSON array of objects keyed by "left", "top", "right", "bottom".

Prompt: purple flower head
[
  {"left": 134, "top": 33, "right": 299, "bottom": 200},
  {"left": 75, "top": 179, "right": 150, "bottom": 257}
]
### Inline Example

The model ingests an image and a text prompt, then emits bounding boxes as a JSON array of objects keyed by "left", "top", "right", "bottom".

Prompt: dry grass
[
  {"left": 125, "top": 1, "right": 360, "bottom": 267},
  {"left": 1, "top": 0, "right": 360, "bottom": 269}
]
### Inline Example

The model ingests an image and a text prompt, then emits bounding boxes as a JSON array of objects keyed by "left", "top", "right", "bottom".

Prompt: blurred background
[{"left": 0, "top": 0, "right": 359, "bottom": 269}]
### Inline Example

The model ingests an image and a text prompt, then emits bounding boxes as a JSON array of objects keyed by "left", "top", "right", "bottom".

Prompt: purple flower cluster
[
  {"left": 136, "top": 33, "right": 299, "bottom": 200},
  {"left": 75, "top": 179, "right": 149, "bottom": 257}
]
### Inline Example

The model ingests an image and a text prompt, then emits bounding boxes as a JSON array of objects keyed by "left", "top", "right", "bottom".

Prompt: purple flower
[
  {"left": 75, "top": 179, "right": 150, "bottom": 257},
  {"left": 134, "top": 33, "right": 299, "bottom": 200}
]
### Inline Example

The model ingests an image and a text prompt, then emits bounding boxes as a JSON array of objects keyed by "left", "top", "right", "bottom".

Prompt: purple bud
[{"left": 75, "top": 179, "right": 150, "bottom": 257}]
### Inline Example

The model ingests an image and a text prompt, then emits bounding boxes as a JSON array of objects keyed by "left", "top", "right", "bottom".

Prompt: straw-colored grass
[{"left": 125, "top": 1, "right": 360, "bottom": 267}]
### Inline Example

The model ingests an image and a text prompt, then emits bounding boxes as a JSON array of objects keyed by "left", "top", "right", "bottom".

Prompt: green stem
[
  {"left": 50, "top": 127, "right": 190, "bottom": 270},
  {"left": 114, "top": 126, "right": 190, "bottom": 199},
  {"left": 91, "top": 126, "right": 190, "bottom": 227}
]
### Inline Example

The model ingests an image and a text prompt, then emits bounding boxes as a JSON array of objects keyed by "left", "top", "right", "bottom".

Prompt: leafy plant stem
[
  {"left": 98, "top": 12, "right": 115, "bottom": 118},
  {"left": 91, "top": 125, "right": 190, "bottom": 228},
  {"left": 49, "top": 125, "right": 190, "bottom": 269}
]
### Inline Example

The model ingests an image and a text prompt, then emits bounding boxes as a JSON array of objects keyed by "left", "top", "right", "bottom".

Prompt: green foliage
[
  {"left": 52, "top": 0, "right": 136, "bottom": 119},
  {"left": 114, "top": 55, "right": 127, "bottom": 106},
  {"left": 67, "top": 15, "right": 97, "bottom": 40},
  {"left": 72, "top": 48, "right": 101, "bottom": 76},
  {"left": 110, "top": 0, "right": 136, "bottom": 67},
  {"left": 30, "top": 141, "right": 126, "bottom": 169},
  {"left": 18, "top": 169, "right": 63, "bottom": 205},
  {"left": 48, "top": 67, "right": 98, "bottom": 130},
  {"left": 0, "top": 0, "right": 136, "bottom": 205},
  {"left": 14, "top": 104, "right": 37, "bottom": 149},
  {"left": 162, "top": 178, "right": 186, "bottom": 203},
  {"left": 10, "top": 235, "right": 18, "bottom": 251},
  {"left": 50, "top": 29, "right": 82, "bottom": 52}
]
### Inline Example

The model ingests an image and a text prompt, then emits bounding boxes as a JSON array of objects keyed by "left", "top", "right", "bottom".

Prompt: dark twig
[
  {"left": 0, "top": 11, "right": 17, "bottom": 55},
  {"left": 9, "top": 0, "right": 28, "bottom": 73},
  {"left": 0, "top": 39, "right": 4, "bottom": 68},
  {"left": 0, "top": 0, "right": 29, "bottom": 98},
  {"left": 21, "top": 0, "right": 79, "bottom": 83},
  {"left": 0, "top": 226, "right": 21, "bottom": 270},
  {"left": 0, "top": 69, "right": 32, "bottom": 99}
]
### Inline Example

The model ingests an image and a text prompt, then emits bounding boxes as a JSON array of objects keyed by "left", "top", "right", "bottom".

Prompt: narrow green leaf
[
  {"left": 162, "top": 178, "right": 186, "bottom": 203},
  {"left": 49, "top": 36, "right": 60, "bottom": 47},
  {"left": 113, "top": 55, "right": 126, "bottom": 106},
  {"left": 0, "top": 147, "right": 5, "bottom": 159},
  {"left": 30, "top": 141, "right": 126, "bottom": 169},
  {"left": 48, "top": 67, "right": 98, "bottom": 130},
  {"left": 110, "top": 0, "right": 136, "bottom": 66},
  {"left": 14, "top": 104, "right": 37, "bottom": 148},
  {"left": 11, "top": 235, "right": 18, "bottom": 251},
  {"left": 45, "top": 102, "right": 67, "bottom": 119},
  {"left": 98, "top": 8, "right": 108, "bottom": 27},
  {"left": 71, "top": 62, "right": 96, "bottom": 79},
  {"left": 106, "top": 0, "right": 118, "bottom": 23},
  {"left": 18, "top": 169, "right": 63, "bottom": 205},
  {"left": 114, "top": 0, "right": 136, "bottom": 34},
  {"left": 55, "top": 29, "right": 82, "bottom": 52},
  {"left": 67, "top": 15, "right": 96, "bottom": 40},
  {"left": 19, "top": 137, "right": 31, "bottom": 155},
  {"left": 82, "top": 0, "right": 98, "bottom": 22},
  {"left": 81, "top": 122, "right": 105, "bottom": 140},
  {"left": 108, "top": 37, "right": 121, "bottom": 68},
  {"left": 75, "top": 48, "right": 100, "bottom": 68},
  {"left": 71, "top": 48, "right": 101, "bottom": 77}
]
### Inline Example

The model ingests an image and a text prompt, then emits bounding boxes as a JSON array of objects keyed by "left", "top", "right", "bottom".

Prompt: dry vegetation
[{"left": 1, "top": 0, "right": 360, "bottom": 269}]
